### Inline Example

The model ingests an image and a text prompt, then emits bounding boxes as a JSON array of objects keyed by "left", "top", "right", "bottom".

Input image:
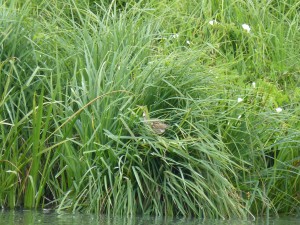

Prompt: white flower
[
  {"left": 237, "top": 115, "right": 242, "bottom": 119},
  {"left": 252, "top": 82, "right": 256, "bottom": 88},
  {"left": 209, "top": 20, "right": 218, "bottom": 25},
  {"left": 237, "top": 98, "right": 243, "bottom": 103},
  {"left": 242, "top": 24, "right": 251, "bottom": 33},
  {"left": 186, "top": 40, "right": 191, "bottom": 45},
  {"left": 170, "top": 33, "right": 179, "bottom": 39},
  {"left": 275, "top": 107, "right": 283, "bottom": 113}
]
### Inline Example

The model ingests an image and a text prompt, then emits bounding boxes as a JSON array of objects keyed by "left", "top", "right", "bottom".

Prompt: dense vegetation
[{"left": 0, "top": 0, "right": 300, "bottom": 219}]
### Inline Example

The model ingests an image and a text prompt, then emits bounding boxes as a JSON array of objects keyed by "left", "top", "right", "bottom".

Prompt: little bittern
[{"left": 142, "top": 108, "right": 168, "bottom": 135}]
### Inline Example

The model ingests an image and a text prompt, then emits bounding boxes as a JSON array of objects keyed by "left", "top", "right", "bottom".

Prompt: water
[{"left": 0, "top": 210, "right": 300, "bottom": 225}]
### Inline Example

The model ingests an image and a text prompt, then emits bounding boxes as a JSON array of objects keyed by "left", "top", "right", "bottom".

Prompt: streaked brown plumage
[{"left": 143, "top": 111, "right": 168, "bottom": 134}]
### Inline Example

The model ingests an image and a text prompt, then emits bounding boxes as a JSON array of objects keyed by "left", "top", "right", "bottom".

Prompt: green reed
[{"left": 0, "top": 0, "right": 299, "bottom": 218}]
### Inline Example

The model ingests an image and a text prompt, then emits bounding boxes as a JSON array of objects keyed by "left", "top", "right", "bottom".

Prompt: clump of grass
[{"left": 0, "top": 0, "right": 300, "bottom": 219}]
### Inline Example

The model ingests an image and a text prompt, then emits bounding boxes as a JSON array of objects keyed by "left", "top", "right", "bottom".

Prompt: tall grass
[{"left": 0, "top": 0, "right": 300, "bottom": 218}]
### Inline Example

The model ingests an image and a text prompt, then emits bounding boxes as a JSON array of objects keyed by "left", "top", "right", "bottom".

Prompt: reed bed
[{"left": 0, "top": 0, "right": 299, "bottom": 218}]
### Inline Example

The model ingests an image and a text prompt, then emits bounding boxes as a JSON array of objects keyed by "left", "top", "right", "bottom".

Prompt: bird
[{"left": 141, "top": 106, "right": 168, "bottom": 135}]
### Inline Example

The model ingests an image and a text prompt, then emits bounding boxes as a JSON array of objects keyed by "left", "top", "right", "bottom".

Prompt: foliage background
[{"left": 0, "top": 0, "right": 300, "bottom": 219}]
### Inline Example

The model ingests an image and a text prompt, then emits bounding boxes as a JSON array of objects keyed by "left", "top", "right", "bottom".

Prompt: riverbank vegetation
[{"left": 1, "top": 0, "right": 300, "bottom": 219}]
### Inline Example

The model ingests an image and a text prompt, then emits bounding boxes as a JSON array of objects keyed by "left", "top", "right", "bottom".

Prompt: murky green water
[{"left": 0, "top": 210, "right": 300, "bottom": 225}]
